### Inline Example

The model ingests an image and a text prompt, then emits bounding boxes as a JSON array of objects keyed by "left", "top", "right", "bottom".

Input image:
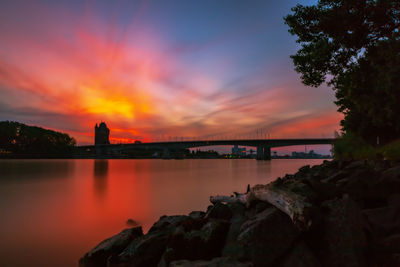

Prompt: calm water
[{"left": 0, "top": 159, "right": 324, "bottom": 267}]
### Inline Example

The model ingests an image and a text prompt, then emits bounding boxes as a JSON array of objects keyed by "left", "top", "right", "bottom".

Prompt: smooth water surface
[{"left": 0, "top": 159, "right": 324, "bottom": 266}]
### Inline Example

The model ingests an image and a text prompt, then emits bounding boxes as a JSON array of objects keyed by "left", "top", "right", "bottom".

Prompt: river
[{"left": 0, "top": 159, "right": 325, "bottom": 266}]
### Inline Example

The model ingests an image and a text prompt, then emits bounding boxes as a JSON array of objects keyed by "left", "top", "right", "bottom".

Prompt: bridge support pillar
[
  {"left": 256, "top": 146, "right": 271, "bottom": 160},
  {"left": 162, "top": 147, "right": 171, "bottom": 159},
  {"left": 256, "top": 146, "right": 264, "bottom": 160},
  {"left": 264, "top": 146, "right": 271, "bottom": 160}
]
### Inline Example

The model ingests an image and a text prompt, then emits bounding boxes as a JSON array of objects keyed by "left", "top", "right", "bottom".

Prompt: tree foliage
[
  {"left": 285, "top": 0, "right": 400, "bottom": 145},
  {"left": 0, "top": 121, "right": 76, "bottom": 155}
]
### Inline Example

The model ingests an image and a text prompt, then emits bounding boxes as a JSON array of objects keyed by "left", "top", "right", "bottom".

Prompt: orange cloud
[{"left": 0, "top": 1, "right": 342, "bottom": 145}]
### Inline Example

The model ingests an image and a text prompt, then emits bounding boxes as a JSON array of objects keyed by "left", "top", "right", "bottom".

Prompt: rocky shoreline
[{"left": 80, "top": 160, "right": 400, "bottom": 267}]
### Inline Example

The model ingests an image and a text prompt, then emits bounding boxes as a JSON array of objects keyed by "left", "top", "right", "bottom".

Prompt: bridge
[{"left": 78, "top": 138, "right": 334, "bottom": 160}]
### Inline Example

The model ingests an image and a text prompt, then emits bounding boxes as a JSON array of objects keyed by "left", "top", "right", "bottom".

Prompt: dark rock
[
  {"left": 160, "top": 219, "right": 230, "bottom": 264},
  {"left": 148, "top": 215, "right": 189, "bottom": 233},
  {"left": 169, "top": 257, "right": 253, "bottom": 267},
  {"left": 338, "top": 160, "right": 353, "bottom": 169},
  {"left": 126, "top": 218, "right": 138, "bottom": 227},
  {"left": 391, "top": 253, "right": 400, "bottom": 266},
  {"left": 321, "top": 170, "right": 348, "bottom": 184},
  {"left": 298, "top": 165, "right": 311, "bottom": 174},
  {"left": 284, "top": 180, "right": 318, "bottom": 201},
  {"left": 189, "top": 211, "right": 206, "bottom": 219},
  {"left": 387, "top": 194, "right": 400, "bottom": 206},
  {"left": 180, "top": 217, "right": 208, "bottom": 231},
  {"left": 381, "top": 166, "right": 400, "bottom": 180},
  {"left": 363, "top": 205, "right": 400, "bottom": 239},
  {"left": 245, "top": 200, "right": 272, "bottom": 219},
  {"left": 207, "top": 205, "right": 214, "bottom": 213},
  {"left": 371, "top": 160, "right": 392, "bottom": 173},
  {"left": 206, "top": 202, "right": 233, "bottom": 221},
  {"left": 336, "top": 177, "right": 349, "bottom": 187},
  {"left": 222, "top": 208, "right": 247, "bottom": 259},
  {"left": 227, "top": 201, "right": 246, "bottom": 216},
  {"left": 79, "top": 227, "right": 143, "bottom": 267},
  {"left": 280, "top": 241, "right": 320, "bottom": 267},
  {"left": 341, "top": 169, "right": 378, "bottom": 201},
  {"left": 108, "top": 231, "right": 169, "bottom": 267},
  {"left": 381, "top": 234, "right": 400, "bottom": 253},
  {"left": 318, "top": 197, "right": 367, "bottom": 267},
  {"left": 374, "top": 170, "right": 400, "bottom": 197},
  {"left": 304, "top": 177, "right": 340, "bottom": 201},
  {"left": 237, "top": 207, "right": 299, "bottom": 266},
  {"left": 345, "top": 160, "right": 367, "bottom": 170},
  {"left": 254, "top": 201, "right": 272, "bottom": 214}
]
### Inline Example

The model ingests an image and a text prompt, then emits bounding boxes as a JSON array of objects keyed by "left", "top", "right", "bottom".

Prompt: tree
[
  {"left": 285, "top": 0, "right": 400, "bottom": 145},
  {"left": 0, "top": 121, "right": 76, "bottom": 155}
]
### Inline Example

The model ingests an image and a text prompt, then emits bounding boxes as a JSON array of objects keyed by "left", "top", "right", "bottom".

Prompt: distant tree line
[{"left": 0, "top": 121, "right": 76, "bottom": 155}]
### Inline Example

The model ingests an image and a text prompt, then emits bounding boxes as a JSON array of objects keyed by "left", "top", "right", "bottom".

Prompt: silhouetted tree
[
  {"left": 285, "top": 0, "right": 399, "bottom": 145},
  {"left": 0, "top": 121, "right": 76, "bottom": 155}
]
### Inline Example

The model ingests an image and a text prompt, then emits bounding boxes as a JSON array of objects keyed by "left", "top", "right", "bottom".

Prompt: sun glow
[
  {"left": 86, "top": 97, "right": 134, "bottom": 118},
  {"left": 78, "top": 84, "right": 154, "bottom": 120}
]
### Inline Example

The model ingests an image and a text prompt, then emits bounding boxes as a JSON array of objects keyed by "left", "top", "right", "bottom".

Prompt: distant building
[
  {"left": 95, "top": 122, "right": 110, "bottom": 145},
  {"left": 232, "top": 145, "right": 246, "bottom": 156}
]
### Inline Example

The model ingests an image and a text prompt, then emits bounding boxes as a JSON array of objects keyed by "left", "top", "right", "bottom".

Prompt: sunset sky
[{"left": 0, "top": 0, "right": 342, "bottom": 148}]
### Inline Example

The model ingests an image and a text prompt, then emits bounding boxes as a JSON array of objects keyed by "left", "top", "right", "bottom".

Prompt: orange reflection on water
[
  {"left": 0, "top": 159, "right": 325, "bottom": 267},
  {"left": 0, "top": 159, "right": 153, "bottom": 267}
]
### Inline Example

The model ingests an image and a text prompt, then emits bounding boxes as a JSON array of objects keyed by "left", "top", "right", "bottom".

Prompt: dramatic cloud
[{"left": 0, "top": 0, "right": 341, "bottom": 149}]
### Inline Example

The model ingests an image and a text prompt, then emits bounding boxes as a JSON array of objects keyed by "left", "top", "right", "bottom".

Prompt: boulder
[
  {"left": 244, "top": 201, "right": 271, "bottom": 219},
  {"left": 304, "top": 177, "right": 340, "bottom": 201},
  {"left": 108, "top": 231, "right": 170, "bottom": 267},
  {"left": 283, "top": 179, "right": 318, "bottom": 201},
  {"left": 148, "top": 215, "right": 189, "bottom": 233},
  {"left": 189, "top": 211, "right": 206, "bottom": 219},
  {"left": 321, "top": 170, "right": 348, "bottom": 184},
  {"left": 341, "top": 169, "right": 378, "bottom": 199},
  {"left": 254, "top": 201, "right": 272, "bottom": 214},
  {"left": 363, "top": 205, "right": 400, "bottom": 239},
  {"left": 79, "top": 227, "right": 143, "bottom": 267},
  {"left": 297, "top": 165, "right": 311, "bottom": 176},
  {"left": 160, "top": 219, "right": 230, "bottom": 265},
  {"left": 169, "top": 257, "right": 253, "bottom": 267},
  {"left": 227, "top": 201, "right": 246, "bottom": 216},
  {"left": 387, "top": 194, "right": 400, "bottom": 206},
  {"left": 381, "top": 234, "right": 400, "bottom": 253},
  {"left": 381, "top": 166, "right": 400, "bottom": 180},
  {"left": 126, "top": 218, "right": 138, "bottom": 227},
  {"left": 237, "top": 207, "right": 299, "bottom": 266},
  {"left": 280, "top": 241, "right": 320, "bottom": 267},
  {"left": 222, "top": 208, "right": 247, "bottom": 259},
  {"left": 374, "top": 172, "right": 400, "bottom": 198},
  {"left": 111, "top": 215, "right": 209, "bottom": 267},
  {"left": 344, "top": 160, "right": 367, "bottom": 170},
  {"left": 318, "top": 197, "right": 367, "bottom": 267},
  {"left": 206, "top": 202, "right": 233, "bottom": 220},
  {"left": 206, "top": 202, "right": 233, "bottom": 221}
]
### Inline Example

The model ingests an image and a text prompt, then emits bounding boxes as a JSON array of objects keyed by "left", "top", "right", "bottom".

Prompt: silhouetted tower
[{"left": 94, "top": 122, "right": 110, "bottom": 145}]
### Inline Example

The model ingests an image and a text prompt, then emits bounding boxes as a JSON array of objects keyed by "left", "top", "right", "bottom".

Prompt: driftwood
[{"left": 210, "top": 183, "right": 314, "bottom": 230}]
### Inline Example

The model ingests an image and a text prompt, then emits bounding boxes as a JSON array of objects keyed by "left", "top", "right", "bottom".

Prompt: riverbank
[{"left": 80, "top": 159, "right": 400, "bottom": 266}]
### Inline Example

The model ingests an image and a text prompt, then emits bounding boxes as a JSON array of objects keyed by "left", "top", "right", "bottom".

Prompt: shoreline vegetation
[
  {"left": 0, "top": 121, "right": 332, "bottom": 160},
  {"left": 80, "top": 159, "right": 400, "bottom": 267}
]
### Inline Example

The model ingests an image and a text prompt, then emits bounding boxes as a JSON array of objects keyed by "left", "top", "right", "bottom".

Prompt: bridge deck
[{"left": 78, "top": 138, "right": 334, "bottom": 149}]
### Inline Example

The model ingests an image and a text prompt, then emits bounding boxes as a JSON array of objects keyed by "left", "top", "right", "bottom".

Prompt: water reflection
[
  {"left": 0, "top": 160, "right": 74, "bottom": 182},
  {"left": 93, "top": 160, "right": 109, "bottom": 199},
  {"left": 0, "top": 159, "right": 325, "bottom": 267}
]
